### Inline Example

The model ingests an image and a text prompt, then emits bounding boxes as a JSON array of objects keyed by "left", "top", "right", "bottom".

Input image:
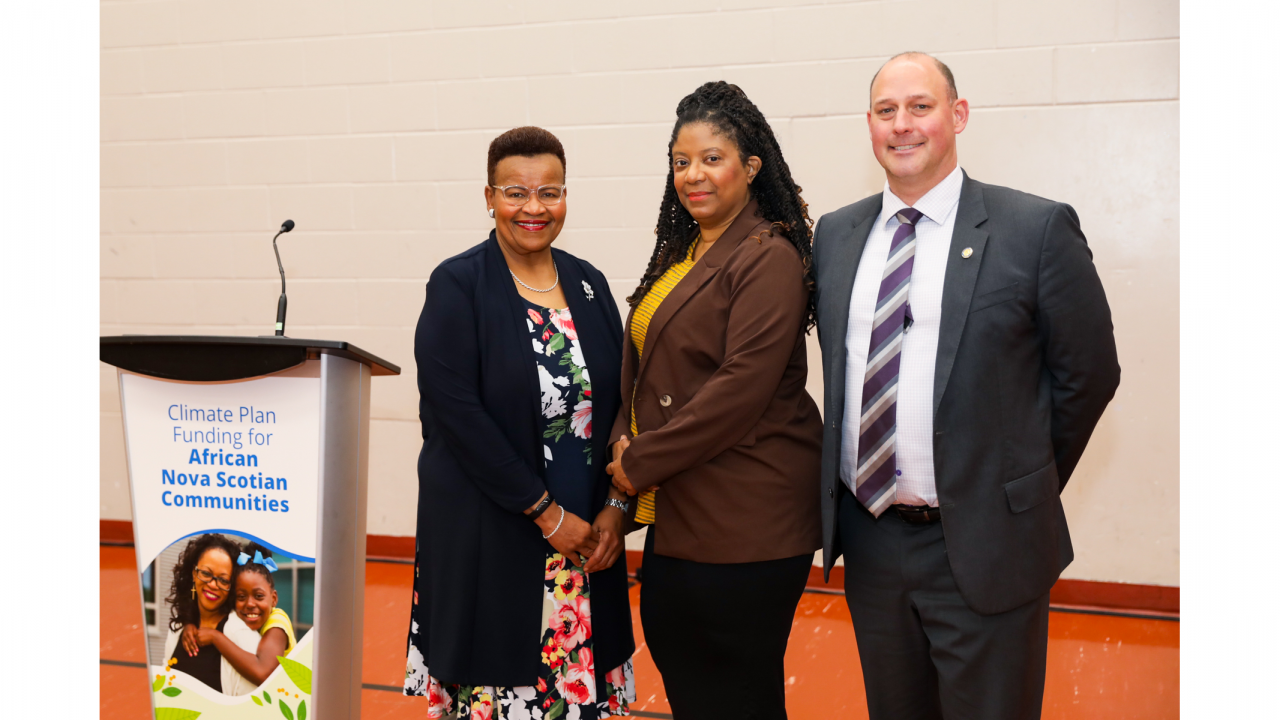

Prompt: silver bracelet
[{"left": 541, "top": 506, "right": 566, "bottom": 539}]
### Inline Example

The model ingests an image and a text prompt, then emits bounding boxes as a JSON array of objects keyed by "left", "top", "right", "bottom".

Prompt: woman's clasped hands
[{"left": 607, "top": 435, "right": 636, "bottom": 496}]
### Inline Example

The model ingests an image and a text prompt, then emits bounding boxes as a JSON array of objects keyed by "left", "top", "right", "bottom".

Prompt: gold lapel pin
[{"left": 961, "top": 247, "right": 973, "bottom": 259}]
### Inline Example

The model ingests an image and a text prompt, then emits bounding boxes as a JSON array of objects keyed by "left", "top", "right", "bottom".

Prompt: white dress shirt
[{"left": 840, "top": 166, "right": 964, "bottom": 507}]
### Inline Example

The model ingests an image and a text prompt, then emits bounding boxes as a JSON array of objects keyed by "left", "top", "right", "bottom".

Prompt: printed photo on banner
[{"left": 144, "top": 531, "right": 314, "bottom": 717}]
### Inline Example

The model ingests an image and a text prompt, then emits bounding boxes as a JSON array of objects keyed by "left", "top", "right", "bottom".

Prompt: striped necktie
[{"left": 855, "top": 208, "right": 924, "bottom": 517}]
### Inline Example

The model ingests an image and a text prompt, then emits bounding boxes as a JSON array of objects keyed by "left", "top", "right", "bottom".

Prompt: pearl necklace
[{"left": 510, "top": 261, "right": 559, "bottom": 293}]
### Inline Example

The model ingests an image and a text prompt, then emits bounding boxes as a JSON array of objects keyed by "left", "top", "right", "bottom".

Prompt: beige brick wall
[{"left": 100, "top": 0, "right": 1179, "bottom": 586}]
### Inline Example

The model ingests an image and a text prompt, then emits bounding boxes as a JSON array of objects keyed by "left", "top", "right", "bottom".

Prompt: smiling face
[
  {"left": 192, "top": 548, "right": 233, "bottom": 615},
  {"left": 234, "top": 571, "right": 277, "bottom": 632},
  {"left": 867, "top": 56, "right": 969, "bottom": 204},
  {"left": 671, "top": 122, "right": 760, "bottom": 232},
  {"left": 484, "top": 153, "right": 567, "bottom": 258}
]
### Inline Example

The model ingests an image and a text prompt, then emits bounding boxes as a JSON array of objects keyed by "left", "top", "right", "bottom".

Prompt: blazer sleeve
[
  {"left": 1036, "top": 203, "right": 1121, "bottom": 489},
  {"left": 415, "top": 263, "right": 547, "bottom": 514},
  {"left": 623, "top": 240, "right": 808, "bottom": 492}
]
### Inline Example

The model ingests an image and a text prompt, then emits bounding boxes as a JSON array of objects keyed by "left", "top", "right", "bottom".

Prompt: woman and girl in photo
[{"left": 163, "top": 532, "right": 298, "bottom": 695}]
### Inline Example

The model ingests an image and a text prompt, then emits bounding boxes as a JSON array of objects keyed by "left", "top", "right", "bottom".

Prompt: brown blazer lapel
[{"left": 634, "top": 201, "right": 765, "bottom": 384}]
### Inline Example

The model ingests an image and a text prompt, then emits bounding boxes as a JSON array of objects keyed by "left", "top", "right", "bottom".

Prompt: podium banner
[{"left": 120, "top": 363, "right": 322, "bottom": 719}]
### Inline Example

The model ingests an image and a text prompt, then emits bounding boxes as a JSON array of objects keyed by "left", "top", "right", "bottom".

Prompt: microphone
[{"left": 272, "top": 220, "right": 295, "bottom": 336}]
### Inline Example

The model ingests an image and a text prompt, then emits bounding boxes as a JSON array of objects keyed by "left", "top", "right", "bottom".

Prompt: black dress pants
[
  {"left": 838, "top": 485, "right": 1051, "bottom": 720},
  {"left": 640, "top": 527, "right": 813, "bottom": 720}
]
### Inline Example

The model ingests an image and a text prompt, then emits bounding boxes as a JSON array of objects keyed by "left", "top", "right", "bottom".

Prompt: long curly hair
[
  {"left": 166, "top": 533, "right": 241, "bottom": 631},
  {"left": 626, "top": 81, "right": 816, "bottom": 331}
]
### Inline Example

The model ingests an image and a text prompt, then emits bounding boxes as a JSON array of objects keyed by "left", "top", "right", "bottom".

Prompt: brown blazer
[{"left": 610, "top": 200, "right": 823, "bottom": 564}]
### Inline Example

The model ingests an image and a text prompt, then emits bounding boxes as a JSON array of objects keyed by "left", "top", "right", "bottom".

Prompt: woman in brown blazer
[{"left": 606, "top": 82, "right": 822, "bottom": 719}]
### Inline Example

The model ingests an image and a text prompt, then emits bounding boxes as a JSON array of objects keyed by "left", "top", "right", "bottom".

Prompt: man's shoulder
[
  {"left": 967, "top": 177, "right": 1070, "bottom": 222},
  {"left": 817, "top": 194, "right": 883, "bottom": 236}
]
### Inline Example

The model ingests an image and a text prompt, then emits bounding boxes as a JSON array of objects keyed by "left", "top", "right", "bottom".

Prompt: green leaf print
[
  {"left": 278, "top": 656, "right": 313, "bottom": 694},
  {"left": 252, "top": 696, "right": 263, "bottom": 707},
  {"left": 154, "top": 709, "right": 201, "bottom": 720},
  {"left": 298, "top": 700, "right": 307, "bottom": 720},
  {"left": 544, "top": 417, "right": 569, "bottom": 442},
  {"left": 152, "top": 675, "right": 165, "bottom": 693},
  {"left": 161, "top": 687, "right": 183, "bottom": 697},
  {"left": 546, "top": 698, "right": 566, "bottom": 720},
  {"left": 278, "top": 700, "right": 295, "bottom": 720},
  {"left": 546, "top": 333, "right": 566, "bottom": 354},
  {"left": 263, "top": 690, "right": 273, "bottom": 704}
]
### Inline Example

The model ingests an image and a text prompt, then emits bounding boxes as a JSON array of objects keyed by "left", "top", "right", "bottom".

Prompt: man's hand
[{"left": 607, "top": 435, "right": 636, "bottom": 496}]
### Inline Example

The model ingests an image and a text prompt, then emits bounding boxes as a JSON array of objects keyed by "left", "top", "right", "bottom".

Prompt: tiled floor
[{"left": 101, "top": 545, "right": 1178, "bottom": 719}]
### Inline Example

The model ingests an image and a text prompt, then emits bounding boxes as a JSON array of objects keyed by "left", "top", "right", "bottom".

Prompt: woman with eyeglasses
[
  {"left": 404, "top": 126, "right": 636, "bottom": 718},
  {"left": 162, "top": 532, "right": 262, "bottom": 695}
]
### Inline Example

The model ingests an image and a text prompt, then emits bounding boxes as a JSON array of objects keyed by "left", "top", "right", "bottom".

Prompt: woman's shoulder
[
  {"left": 428, "top": 235, "right": 493, "bottom": 285},
  {"left": 729, "top": 218, "right": 805, "bottom": 270}
]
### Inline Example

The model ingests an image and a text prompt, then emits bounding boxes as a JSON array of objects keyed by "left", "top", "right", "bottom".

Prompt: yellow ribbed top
[{"left": 629, "top": 240, "right": 699, "bottom": 525}]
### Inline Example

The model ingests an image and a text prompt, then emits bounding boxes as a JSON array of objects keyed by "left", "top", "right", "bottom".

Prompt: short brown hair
[
  {"left": 869, "top": 52, "right": 958, "bottom": 103},
  {"left": 486, "top": 126, "right": 566, "bottom": 185}
]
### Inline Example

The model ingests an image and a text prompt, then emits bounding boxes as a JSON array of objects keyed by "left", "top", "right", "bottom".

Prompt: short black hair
[
  {"left": 486, "top": 126, "right": 566, "bottom": 185},
  {"left": 869, "top": 52, "right": 958, "bottom": 103}
]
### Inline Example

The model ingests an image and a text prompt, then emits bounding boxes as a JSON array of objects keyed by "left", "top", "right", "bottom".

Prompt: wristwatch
[{"left": 605, "top": 498, "right": 630, "bottom": 514}]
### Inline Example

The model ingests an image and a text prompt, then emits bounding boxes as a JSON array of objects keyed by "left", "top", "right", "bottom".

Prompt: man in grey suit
[{"left": 812, "top": 52, "right": 1120, "bottom": 719}]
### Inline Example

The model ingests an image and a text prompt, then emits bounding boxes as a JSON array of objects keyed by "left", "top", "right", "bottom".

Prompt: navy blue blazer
[{"left": 409, "top": 232, "right": 633, "bottom": 686}]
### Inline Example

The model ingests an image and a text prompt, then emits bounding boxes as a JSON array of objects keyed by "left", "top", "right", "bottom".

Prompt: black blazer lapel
[
  {"left": 933, "top": 175, "right": 990, "bottom": 417},
  {"left": 484, "top": 232, "right": 546, "bottom": 473},
  {"left": 554, "top": 252, "right": 619, "bottom": 478}
]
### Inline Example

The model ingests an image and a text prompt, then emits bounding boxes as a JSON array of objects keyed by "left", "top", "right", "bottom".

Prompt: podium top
[{"left": 100, "top": 335, "right": 401, "bottom": 382}]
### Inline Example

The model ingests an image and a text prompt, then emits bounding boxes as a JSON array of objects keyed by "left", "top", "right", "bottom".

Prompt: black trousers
[
  {"left": 640, "top": 527, "right": 813, "bottom": 720},
  {"left": 838, "top": 485, "right": 1051, "bottom": 720}
]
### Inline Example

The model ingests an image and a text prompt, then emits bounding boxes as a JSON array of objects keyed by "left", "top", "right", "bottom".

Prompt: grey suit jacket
[{"left": 813, "top": 173, "right": 1120, "bottom": 615}]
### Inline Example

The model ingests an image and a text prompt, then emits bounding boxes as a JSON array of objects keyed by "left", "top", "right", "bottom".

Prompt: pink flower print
[
  {"left": 556, "top": 648, "right": 596, "bottom": 705},
  {"left": 570, "top": 401, "right": 592, "bottom": 440},
  {"left": 551, "top": 594, "right": 592, "bottom": 652},
  {"left": 545, "top": 553, "right": 567, "bottom": 581},
  {"left": 548, "top": 308, "right": 578, "bottom": 340},
  {"left": 426, "top": 677, "right": 453, "bottom": 716},
  {"left": 528, "top": 309, "right": 543, "bottom": 325},
  {"left": 605, "top": 663, "right": 626, "bottom": 688},
  {"left": 469, "top": 691, "right": 494, "bottom": 720}
]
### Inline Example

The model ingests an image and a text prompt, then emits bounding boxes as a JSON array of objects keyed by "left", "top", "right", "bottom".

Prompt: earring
[
  {"left": 488, "top": 208, "right": 495, "bottom": 218},
  {"left": 191, "top": 585, "right": 196, "bottom": 599}
]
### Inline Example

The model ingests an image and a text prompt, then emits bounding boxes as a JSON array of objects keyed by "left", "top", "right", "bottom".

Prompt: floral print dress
[{"left": 404, "top": 300, "right": 636, "bottom": 720}]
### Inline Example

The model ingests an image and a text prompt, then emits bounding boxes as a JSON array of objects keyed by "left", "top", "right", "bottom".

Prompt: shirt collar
[{"left": 880, "top": 165, "right": 965, "bottom": 229}]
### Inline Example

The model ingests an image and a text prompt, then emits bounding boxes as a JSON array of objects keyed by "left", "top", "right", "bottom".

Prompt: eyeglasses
[
  {"left": 195, "top": 567, "right": 232, "bottom": 591},
  {"left": 490, "top": 184, "right": 567, "bottom": 207}
]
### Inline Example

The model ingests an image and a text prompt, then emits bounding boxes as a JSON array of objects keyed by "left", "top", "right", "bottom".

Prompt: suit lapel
[
  {"left": 634, "top": 200, "right": 761, "bottom": 383},
  {"left": 933, "top": 175, "right": 990, "bottom": 416},
  {"left": 821, "top": 198, "right": 881, "bottom": 424}
]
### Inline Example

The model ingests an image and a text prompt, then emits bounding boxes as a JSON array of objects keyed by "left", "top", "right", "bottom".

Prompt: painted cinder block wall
[{"left": 100, "top": 0, "right": 1179, "bottom": 586}]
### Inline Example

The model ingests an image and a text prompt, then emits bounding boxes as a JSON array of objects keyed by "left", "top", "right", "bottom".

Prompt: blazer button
[
  {"left": 828, "top": 487, "right": 834, "bottom": 498},
  {"left": 659, "top": 395, "right": 672, "bottom": 407}
]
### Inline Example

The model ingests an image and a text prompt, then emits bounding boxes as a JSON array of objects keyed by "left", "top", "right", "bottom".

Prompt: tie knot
[{"left": 895, "top": 208, "right": 924, "bottom": 226}]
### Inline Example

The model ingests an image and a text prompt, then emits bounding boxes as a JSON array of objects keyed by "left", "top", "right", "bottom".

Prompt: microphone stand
[{"left": 272, "top": 220, "right": 294, "bottom": 336}]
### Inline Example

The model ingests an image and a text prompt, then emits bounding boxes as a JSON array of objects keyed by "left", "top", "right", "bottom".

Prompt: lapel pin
[
  {"left": 961, "top": 247, "right": 973, "bottom": 259},
  {"left": 582, "top": 280, "right": 595, "bottom": 300}
]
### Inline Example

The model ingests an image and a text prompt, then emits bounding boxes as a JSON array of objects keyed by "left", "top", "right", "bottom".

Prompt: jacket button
[
  {"left": 828, "top": 487, "right": 834, "bottom": 498},
  {"left": 659, "top": 395, "right": 672, "bottom": 407}
]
